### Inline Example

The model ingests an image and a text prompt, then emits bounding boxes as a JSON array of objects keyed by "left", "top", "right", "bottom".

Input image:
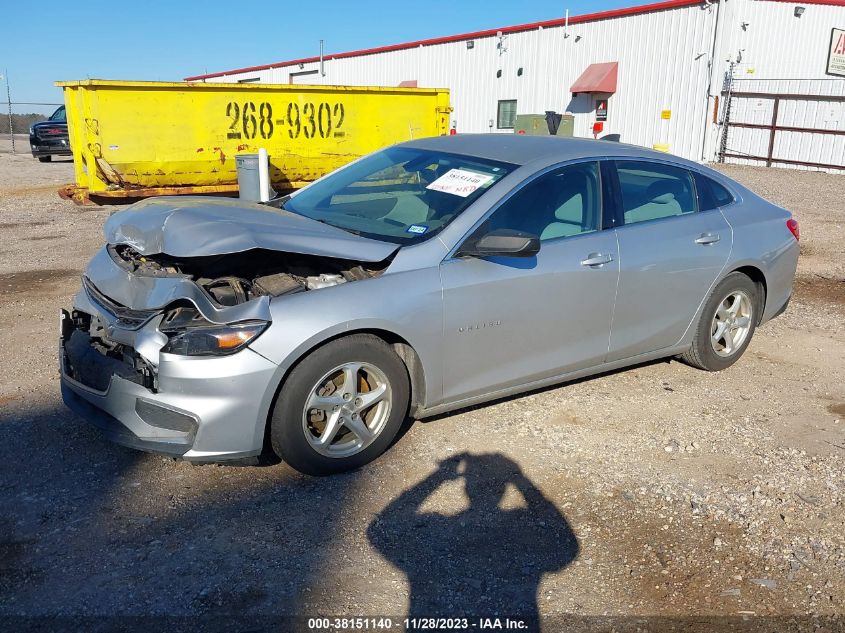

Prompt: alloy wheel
[
  {"left": 301, "top": 362, "right": 393, "bottom": 458},
  {"left": 710, "top": 290, "right": 753, "bottom": 358}
]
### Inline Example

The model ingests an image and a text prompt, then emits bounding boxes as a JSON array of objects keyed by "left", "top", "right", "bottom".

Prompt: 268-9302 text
[{"left": 225, "top": 101, "right": 346, "bottom": 141}]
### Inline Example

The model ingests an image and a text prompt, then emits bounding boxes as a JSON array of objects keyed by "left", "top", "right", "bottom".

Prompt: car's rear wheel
[
  {"left": 270, "top": 334, "right": 410, "bottom": 475},
  {"left": 680, "top": 272, "right": 759, "bottom": 371},
  {"left": 38, "top": 156, "right": 51, "bottom": 163}
]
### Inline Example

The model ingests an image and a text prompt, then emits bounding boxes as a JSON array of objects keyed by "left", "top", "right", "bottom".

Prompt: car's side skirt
[{"left": 418, "top": 344, "right": 691, "bottom": 419}]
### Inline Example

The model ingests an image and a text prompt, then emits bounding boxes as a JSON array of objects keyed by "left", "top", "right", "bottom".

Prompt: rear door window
[
  {"left": 615, "top": 161, "right": 697, "bottom": 225},
  {"left": 694, "top": 172, "right": 735, "bottom": 211}
]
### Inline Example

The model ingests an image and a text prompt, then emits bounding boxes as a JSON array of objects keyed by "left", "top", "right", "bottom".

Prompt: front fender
[{"left": 248, "top": 266, "right": 444, "bottom": 432}]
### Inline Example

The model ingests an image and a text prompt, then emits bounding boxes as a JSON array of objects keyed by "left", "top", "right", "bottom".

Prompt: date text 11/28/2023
[
  {"left": 307, "top": 617, "right": 531, "bottom": 630},
  {"left": 225, "top": 101, "right": 347, "bottom": 141}
]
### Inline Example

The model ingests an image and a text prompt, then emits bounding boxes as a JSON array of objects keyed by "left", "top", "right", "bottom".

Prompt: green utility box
[
  {"left": 513, "top": 113, "right": 575, "bottom": 137},
  {"left": 557, "top": 114, "right": 575, "bottom": 137},
  {"left": 514, "top": 114, "right": 549, "bottom": 135}
]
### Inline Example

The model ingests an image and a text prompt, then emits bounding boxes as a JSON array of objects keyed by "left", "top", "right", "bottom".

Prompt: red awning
[{"left": 570, "top": 62, "right": 618, "bottom": 94}]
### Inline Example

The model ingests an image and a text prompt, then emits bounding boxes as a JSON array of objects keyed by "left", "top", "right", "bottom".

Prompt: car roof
[{"left": 399, "top": 134, "right": 697, "bottom": 168}]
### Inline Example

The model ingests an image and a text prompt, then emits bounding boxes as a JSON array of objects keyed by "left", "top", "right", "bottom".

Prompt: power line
[{"left": 8, "top": 101, "right": 63, "bottom": 106}]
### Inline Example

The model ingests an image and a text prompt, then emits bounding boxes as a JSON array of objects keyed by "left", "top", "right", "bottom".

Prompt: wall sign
[
  {"left": 827, "top": 28, "right": 845, "bottom": 77},
  {"left": 595, "top": 98, "right": 608, "bottom": 121}
]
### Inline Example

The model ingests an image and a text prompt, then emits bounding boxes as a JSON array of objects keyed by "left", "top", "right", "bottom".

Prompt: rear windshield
[{"left": 280, "top": 146, "right": 515, "bottom": 244}]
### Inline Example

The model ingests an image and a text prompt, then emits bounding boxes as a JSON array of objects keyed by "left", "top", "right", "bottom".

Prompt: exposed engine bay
[{"left": 109, "top": 244, "right": 389, "bottom": 307}]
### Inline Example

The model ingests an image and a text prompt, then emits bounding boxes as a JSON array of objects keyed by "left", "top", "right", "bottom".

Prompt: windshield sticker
[
  {"left": 426, "top": 169, "right": 495, "bottom": 198},
  {"left": 406, "top": 224, "right": 429, "bottom": 234}
]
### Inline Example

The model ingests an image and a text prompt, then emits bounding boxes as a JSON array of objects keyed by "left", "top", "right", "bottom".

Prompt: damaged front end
[
  {"left": 59, "top": 196, "right": 398, "bottom": 460},
  {"left": 61, "top": 304, "right": 159, "bottom": 392},
  {"left": 62, "top": 243, "right": 391, "bottom": 393},
  {"left": 93, "top": 243, "right": 388, "bottom": 358},
  {"left": 111, "top": 242, "right": 386, "bottom": 309}
]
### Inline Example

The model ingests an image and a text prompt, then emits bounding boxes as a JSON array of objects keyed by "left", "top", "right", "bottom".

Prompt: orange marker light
[{"left": 213, "top": 330, "right": 253, "bottom": 349}]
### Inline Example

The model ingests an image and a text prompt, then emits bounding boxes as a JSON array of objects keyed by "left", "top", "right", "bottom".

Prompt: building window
[
  {"left": 237, "top": 77, "right": 260, "bottom": 83},
  {"left": 497, "top": 100, "right": 517, "bottom": 129}
]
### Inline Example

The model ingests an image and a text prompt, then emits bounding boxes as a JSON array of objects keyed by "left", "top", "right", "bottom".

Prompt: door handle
[
  {"left": 695, "top": 232, "right": 721, "bottom": 245},
  {"left": 580, "top": 253, "right": 614, "bottom": 267}
]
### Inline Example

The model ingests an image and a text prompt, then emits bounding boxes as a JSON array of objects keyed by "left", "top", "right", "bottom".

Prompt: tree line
[{"left": 0, "top": 113, "right": 48, "bottom": 134}]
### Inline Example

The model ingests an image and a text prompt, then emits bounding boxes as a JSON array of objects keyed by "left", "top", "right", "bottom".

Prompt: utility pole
[{"left": 2, "top": 71, "right": 13, "bottom": 154}]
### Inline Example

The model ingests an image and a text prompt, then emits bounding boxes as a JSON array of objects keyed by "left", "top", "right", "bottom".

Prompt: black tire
[
  {"left": 270, "top": 334, "right": 410, "bottom": 475},
  {"left": 38, "top": 155, "right": 52, "bottom": 163},
  {"left": 680, "top": 272, "right": 759, "bottom": 371}
]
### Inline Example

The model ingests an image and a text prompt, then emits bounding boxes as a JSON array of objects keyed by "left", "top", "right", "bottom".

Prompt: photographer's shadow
[{"left": 367, "top": 453, "right": 578, "bottom": 624}]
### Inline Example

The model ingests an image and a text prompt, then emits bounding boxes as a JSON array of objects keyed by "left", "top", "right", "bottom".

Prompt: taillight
[{"left": 787, "top": 218, "right": 800, "bottom": 241}]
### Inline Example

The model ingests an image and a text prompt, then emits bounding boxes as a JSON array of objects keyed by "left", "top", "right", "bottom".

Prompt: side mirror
[{"left": 460, "top": 228, "right": 541, "bottom": 258}]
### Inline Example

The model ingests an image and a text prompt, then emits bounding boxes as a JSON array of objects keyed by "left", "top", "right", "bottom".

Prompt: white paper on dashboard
[{"left": 425, "top": 169, "right": 495, "bottom": 197}]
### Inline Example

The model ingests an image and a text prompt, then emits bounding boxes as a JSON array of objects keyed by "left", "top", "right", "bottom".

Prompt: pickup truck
[{"left": 30, "top": 105, "right": 71, "bottom": 162}]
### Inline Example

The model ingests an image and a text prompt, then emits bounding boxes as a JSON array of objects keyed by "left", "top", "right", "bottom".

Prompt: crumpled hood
[{"left": 103, "top": 196, "right": 398, "bottom": 262}]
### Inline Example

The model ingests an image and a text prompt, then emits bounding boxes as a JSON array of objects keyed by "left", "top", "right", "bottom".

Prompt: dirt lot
[{"left": 0, "top": 144, "right": 843, "bottom": 630}]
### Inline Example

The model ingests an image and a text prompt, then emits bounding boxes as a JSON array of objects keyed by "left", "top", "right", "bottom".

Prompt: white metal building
[{"left": 186, "top": 0, "right": 845, "bottom": 171}]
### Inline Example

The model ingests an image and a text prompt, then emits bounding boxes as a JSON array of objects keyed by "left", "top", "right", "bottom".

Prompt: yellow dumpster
[{"left": 56, "top": 79, "right": 451, "bottom": 204}]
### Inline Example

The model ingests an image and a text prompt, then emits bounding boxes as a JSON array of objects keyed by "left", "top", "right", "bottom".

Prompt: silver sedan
[{"left": 60, "top": 136, "right": 800, "bottom": 474}]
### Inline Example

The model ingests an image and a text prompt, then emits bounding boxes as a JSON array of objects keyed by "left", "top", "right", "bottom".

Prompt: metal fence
[{"left": 719, "top": 89, "right": 845, "bottom": 172}]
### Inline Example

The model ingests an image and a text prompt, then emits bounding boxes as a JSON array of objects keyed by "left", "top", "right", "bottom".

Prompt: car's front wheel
[
  {"left": 38, "top": 156, "right": 52, "bottom": 163},
  {"left": 270, "top": 334, "right": 410, "bottom": 475},
  {"left": 680, "top": 272, "right": 759, "bottom": 371}
]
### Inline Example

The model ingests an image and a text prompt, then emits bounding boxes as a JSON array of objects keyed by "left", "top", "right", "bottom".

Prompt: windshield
[
  {"left": 50, "top": 106, "right": 66, "bottom": 122},
  {"left": 280, "top": 147, "right": 515, "bottom": 244}
]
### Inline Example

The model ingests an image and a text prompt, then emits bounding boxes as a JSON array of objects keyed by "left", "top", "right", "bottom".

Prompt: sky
[{"left": 1, "top": 0, "right": 643, "bottom": 115}]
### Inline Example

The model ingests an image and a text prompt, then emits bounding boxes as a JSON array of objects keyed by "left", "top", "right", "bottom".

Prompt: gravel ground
[{"left": 0, "top": 147, "right": 843, "bottom": 631}]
